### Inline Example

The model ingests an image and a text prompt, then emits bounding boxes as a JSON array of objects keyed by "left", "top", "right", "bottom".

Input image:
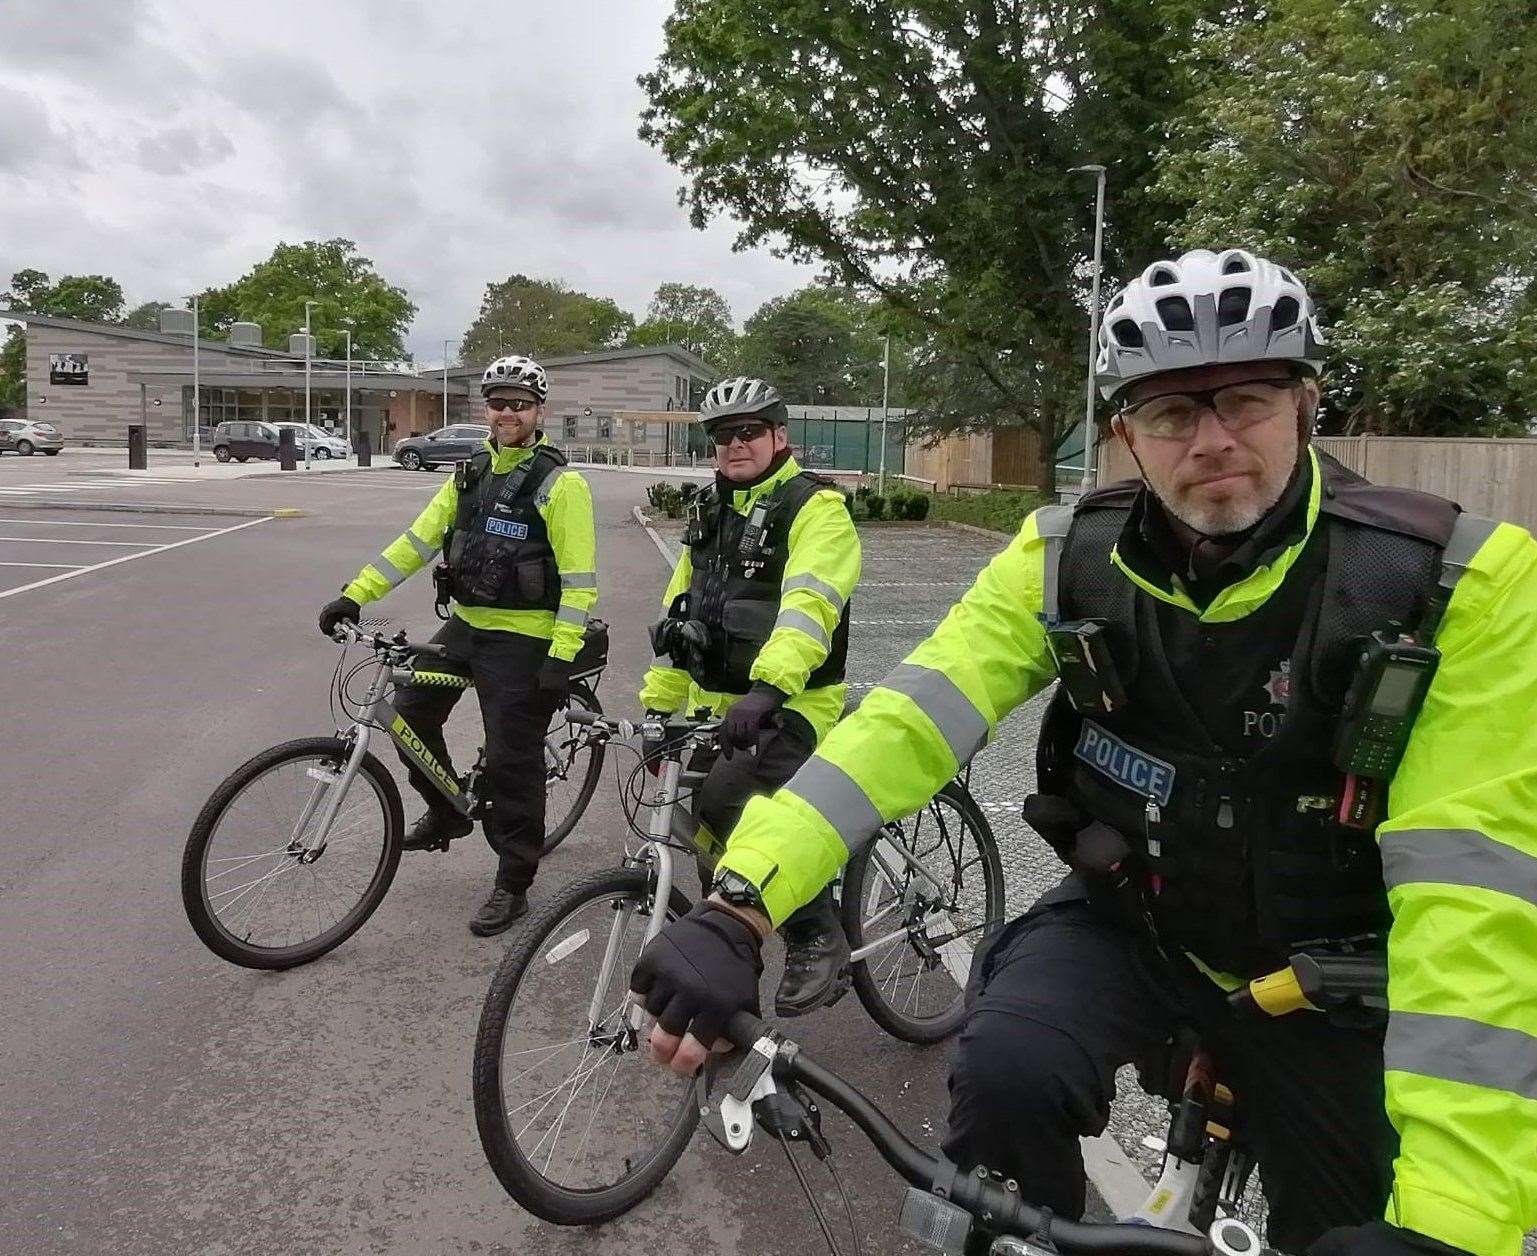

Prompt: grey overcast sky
[{"left": 0, "top": 0, "right": 816, "bottom": 363}]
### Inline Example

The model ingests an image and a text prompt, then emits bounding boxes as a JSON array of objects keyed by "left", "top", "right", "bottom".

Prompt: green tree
[
  {"left": 625, "top": 282, "right": 737, "bottom": 365},
  {"left": 459, "top": 275, "right": 634, "bottom": 364},
  {"left": 0, "top": 326, "right": 25, "bottom": 413},
  {"left": 199, "top": 239, "right": 416, "bottom": 360},
  {"left": 1154, "top": 0, "right": 1537, "bottom": 435},
  {"left": 640, "top": 0, "right": 1218, "bottom": 488},
  {"left": 735, "top": 284, "right": 894, "bottom": 405},
  {"left": 4, "top": 269, "right": 126, "bottom": 322},
  {"left": 124, "top": 300, "right": 174, "bottom": 331}
]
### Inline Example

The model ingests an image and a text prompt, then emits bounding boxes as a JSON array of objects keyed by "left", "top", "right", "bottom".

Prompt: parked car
[
  {"left": 211, "top": 420, "right": 280, "bottom": 462},
  {"left": 275, "top": 422, "right": 349, "bottom": 460},
  {"left": 0, "top": 417, "right": 64, "bottom": 455},
  {"left": 392, "top": 424, "right": 490, "bottom": 470}
]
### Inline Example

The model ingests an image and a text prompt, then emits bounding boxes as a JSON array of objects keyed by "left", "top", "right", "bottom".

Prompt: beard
[{"left": 1164, "top": 481, "right": 1285, "bottom": 536}]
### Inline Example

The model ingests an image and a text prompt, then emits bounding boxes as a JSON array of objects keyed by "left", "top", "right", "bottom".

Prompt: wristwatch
[{"left": 711, "top": 869, "right": 766, "bottom": 914}]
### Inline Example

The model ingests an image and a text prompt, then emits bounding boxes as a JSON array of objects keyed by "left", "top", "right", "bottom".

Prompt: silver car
[
  {"left": 0, "top": 418, "right": 64, "bottom": 455},
  {"left": 275, "top": 422, "right": 350, "bottom": 460}
]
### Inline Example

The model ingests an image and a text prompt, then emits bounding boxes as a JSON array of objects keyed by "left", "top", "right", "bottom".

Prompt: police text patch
[
  {"left": 485, "top": 517, "right": 529, "bottom": 539},
  {"left": 1074, "top": 720, "right": 1175, "bottom": 807}
]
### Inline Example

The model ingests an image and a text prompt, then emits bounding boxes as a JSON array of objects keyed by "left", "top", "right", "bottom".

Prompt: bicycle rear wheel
[
  {"left": 474, "top": 865, "right": 697, "bottom": 1225},
  {"left": 841, "top": 780, "right": 1004, "bottom": 1043},
  {"left": 181, "top": 737, "right": 403, "bottom": 969},
  {"left": 541, "top": 679, "right": 606, "bottom": 855}
]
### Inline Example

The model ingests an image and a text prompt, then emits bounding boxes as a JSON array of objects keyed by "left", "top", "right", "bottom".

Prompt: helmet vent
[
  {"left": 1108, "top": 292, "right": 1124, "bottom": 311},
  {"left": 1112, "top": 318, "right": 1145, "bottom": 348},
  {"left": 1280, "top": 269, "right": 1297, "bottom": 284},
  {"left": 1272, "top": 296, "right": 1300, "bottom": 330},
  {"left": 1149, "top": 267, "right": 1178, "bottom": 287},
  {"left": 1155, "top": 296, "right": 1195, "bottom": 332},
  {"left": 1221, "top": 253, "right": 1251, "bottom": 275},
  {"left": 1217, "top": 286, "right": 1251, "bottom": 327}
]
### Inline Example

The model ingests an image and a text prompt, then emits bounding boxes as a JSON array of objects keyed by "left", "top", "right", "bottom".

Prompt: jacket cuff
[{"left": 1390, "top": 1179, "right": 1521, "bottom": 1256}]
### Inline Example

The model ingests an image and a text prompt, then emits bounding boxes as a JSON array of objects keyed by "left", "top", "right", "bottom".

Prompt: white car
[{"left": 275, "top": 423, "right": 349, "bottom": 460}]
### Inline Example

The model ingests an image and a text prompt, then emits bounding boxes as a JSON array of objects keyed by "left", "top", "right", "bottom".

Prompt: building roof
[
  {"left": 5, "top": 310, "right": 290, "bottom": 358},
  {"left": 447, "top": 342, "right": 718, "bottom": 381}
]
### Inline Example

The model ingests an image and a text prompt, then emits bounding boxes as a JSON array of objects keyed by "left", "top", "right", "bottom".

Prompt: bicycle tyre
[
  {"left": 541, "top": 680, "right": 606, "bottom": 856},
  {"left": 842, "top": 780, "right": 1005, "bottom": 1044},
  {"left": 474, "top": 865, "right": 697, "bottom": 1225},
  {"left": 181, "top": 736, "right": 404, "bottom": 969}
]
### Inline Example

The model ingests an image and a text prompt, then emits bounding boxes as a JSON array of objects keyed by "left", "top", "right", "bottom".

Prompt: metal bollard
[
  {"left": 127, "top": 424, "right": 147, "bottom": 470},
  {"left": 355, "top": 430, "right": 372, "bottom": 466},
  {"left": 278, "top": 425, "right": 297, "bottom": 471}
]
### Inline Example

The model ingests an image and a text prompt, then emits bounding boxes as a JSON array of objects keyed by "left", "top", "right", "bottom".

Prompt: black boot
[
  {"left": 469, "top": 885, "right": 528, "bottom": 936},
  {"left": 774, "top": 887, "right": 851, "bottom": 1017},
  {"left": 401, "top": 809, "right": 473, "bottom": 851}
]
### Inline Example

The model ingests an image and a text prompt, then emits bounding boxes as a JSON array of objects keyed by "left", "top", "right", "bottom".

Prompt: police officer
[
  {"left": 638, "top": 376, "right": 861, "bottom": 1016},
  {"left": 630, "top": 253, "right": 1537, "bottom": 1256},
  {"left": 319, "top": 354, "right": 597, "bottom": 936}
]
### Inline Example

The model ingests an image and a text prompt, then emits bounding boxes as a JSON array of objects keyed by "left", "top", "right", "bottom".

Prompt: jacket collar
[
  {"left": 720, "top": 451, "right": 801, "bottom": 515},
  {"left": 483, "top": 430, "right": 547, "bottom": 473}
]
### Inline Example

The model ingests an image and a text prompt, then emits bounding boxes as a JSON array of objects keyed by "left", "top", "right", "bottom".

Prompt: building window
[
  {"left": 563, "top": 415, "right": 578, "bottom": 440},
  {"left": 675, "top": 374, "right": 685, "bottom": 400},
  {"left": 597, "top": 415, "right": 612, "bottom": 439}
]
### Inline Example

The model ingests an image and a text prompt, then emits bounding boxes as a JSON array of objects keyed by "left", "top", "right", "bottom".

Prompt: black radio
[
  {"left": 1045, "top": 619, "right": 1128, "bottom": 716},
  {"left": 1333, "top": 631, "right": 1440, "bottom": 780}
]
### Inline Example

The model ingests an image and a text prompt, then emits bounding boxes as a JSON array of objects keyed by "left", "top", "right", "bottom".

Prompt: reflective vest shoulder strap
[
  {"left": 1421, "top": 510, "right": 1499, "bottom": 640},
  {"left": 1033, "top": 502, "right": 1075, "bottom": 624}
]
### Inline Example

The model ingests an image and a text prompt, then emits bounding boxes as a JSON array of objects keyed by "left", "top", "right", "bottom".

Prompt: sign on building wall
[{"left": 49, "top": 353, "right": 88, "bottom": 385}]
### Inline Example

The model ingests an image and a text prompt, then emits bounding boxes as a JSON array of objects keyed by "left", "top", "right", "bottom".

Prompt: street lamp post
[
  {"left": 190, "top": 292, "right": 201, "bottom": 468},
  {"left": 303, "top": 299, "right": 316, "bottom": 470},
  {"left": 442, "top": 340, "right": 452, "bottom": 429},
  {"left": 877, "top": 334, "right": 892, "bottom": 495},
  {"left": 1069, "top": 164, "right": 1107, "bottom": 492},
  {"left": 333, "top": 329, "right": 352, "bottom": 459}
]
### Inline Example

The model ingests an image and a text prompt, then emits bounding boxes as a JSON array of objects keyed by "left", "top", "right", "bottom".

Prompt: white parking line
[
  {"left": 0, "top": 517, "right": 210, "bottom": 530},
  {"left": 0, "top": 536, "right": 159, "bottom": 547},
  {"left": 0, "top": 561, "right": 85, "bottom": 569},
  {"left": 0, "top": 516, "right": 274, "bottom": 601}
]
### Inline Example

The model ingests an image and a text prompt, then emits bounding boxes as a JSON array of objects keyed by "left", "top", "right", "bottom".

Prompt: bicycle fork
[{"left": 291, "top": 658, "right": 397, "bottom": 858}]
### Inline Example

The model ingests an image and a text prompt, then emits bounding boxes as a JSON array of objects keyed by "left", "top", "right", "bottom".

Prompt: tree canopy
[
  {"left": 625, "top": 282, "right": 737, "bottom": 366},
  {"left": 199, "top": 239, "right": 416, "bottom": 360},
  {"left": 459, "top": 275, "right": 633, "bottom": 365},
  {"left": 3, "top": 269, "right": 127, "bottom": 323}
]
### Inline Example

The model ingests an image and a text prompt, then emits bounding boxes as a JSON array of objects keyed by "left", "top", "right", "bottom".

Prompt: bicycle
[
  {"left": 181, "top": 618, "right": 609, "bottom": 970},
  {"left": 471, "top": 709, "right": 1005, "bottom": 1225}
]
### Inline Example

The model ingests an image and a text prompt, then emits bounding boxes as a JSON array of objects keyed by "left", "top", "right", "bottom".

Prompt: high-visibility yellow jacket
[
  {"left": 637, "top": 456, "right": 861, "bottom": 744},
  {"left": 343, "top": 435, "right": 597, "bottom": 662},
  {"left": 719, "top": 446, "right": 1537, "bottom": 1256}
]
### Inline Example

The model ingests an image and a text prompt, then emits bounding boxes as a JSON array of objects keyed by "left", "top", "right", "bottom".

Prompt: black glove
[
  {"left": 318, "top": 594, "right": 361, "bottom": 638},
  {"left": 1310, "top": 1222, "right": 1466, "bottom": 1256},
  {"left": 630, "top": 901, "right": 763, "bottom": 1051},
  {"left": 538, "top": 656, "right": 575, "bottom": 702},
  {"left": 719, "top": 683, "right": 787, "bottom": 759}
]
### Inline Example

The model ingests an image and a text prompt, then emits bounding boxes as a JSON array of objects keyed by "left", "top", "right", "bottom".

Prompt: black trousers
[
  {"left": 941, "top": 886, "right": 1396, "bottom": 1255},
  {"left": 689, "top": 710, "right": 816, "bottom": 877},
  {"left": 389, "top": 617, "right": 562, "bottom": 894}
]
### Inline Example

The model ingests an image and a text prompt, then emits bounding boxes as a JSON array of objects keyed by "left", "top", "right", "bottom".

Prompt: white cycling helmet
[
  {"left": 698, "top": 376, "right": 788, "bottom": 427},
  {"left": 1096, "top": 249, "right": 1325, "bottom": 401},
  {"left": 481, "top": 354, "right": 549, "bottom": 402}
]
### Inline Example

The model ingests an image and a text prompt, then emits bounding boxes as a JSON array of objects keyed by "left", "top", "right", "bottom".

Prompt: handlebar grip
[
  {"left": 410, "top": 642, "right": 449, "bottom": 658},
  {"left": 564, "top": 707, "right": 601, "bottom": 726},
  {"left": 725, "top": 1011, "right": 769, "bottom": 1049}
]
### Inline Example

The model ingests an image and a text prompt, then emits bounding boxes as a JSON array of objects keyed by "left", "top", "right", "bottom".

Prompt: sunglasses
[
  {"left": 710, "top": 420, "right": 771, "bottom": 447},
  {"left": 1118, "top": 378, "right": 1300, "bottom": 442},
  {"left": 485, "top": 397, "right": 538, "bottom": 414}
]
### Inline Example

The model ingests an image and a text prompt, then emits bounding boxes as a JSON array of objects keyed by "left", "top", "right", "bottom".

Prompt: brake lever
[{"left": 695, "top": 1032, "right": 781, "bottom": 1154}]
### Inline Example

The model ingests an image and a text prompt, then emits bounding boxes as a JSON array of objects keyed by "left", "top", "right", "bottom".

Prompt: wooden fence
[
  {"left": 1096, "top": 432, "right": 1537, "bottom": 533},
  {"left": 902, "top": 425, "right": 1046, "bottom": 492}
]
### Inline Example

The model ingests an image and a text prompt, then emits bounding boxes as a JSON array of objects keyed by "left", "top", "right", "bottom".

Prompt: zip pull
[
  {"left": 1144, "top": 794, "right": 1162, "bottom": 857},
  {"left": 1216, "top": 797, "right": 1235, "bottom": 829}
]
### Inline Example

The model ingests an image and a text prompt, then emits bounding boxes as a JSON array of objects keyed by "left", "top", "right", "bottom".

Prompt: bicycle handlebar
[{"left": 720, "top": 1012, "right": 1265, "bottom": 1256}]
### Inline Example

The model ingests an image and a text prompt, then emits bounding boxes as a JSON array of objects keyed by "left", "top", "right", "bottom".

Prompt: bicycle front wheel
[
  {"left": 181, "top": 737, "right": 403, "bottom": 969},
  {"left": 541, "top": 679, "right": 606, "bottom": 855},
  {"left": 842, "top": 780, "right": 1005, "bottom": 1043},
  {"left": 474, "top": 865, "right": 697, "bottom": 1225}
]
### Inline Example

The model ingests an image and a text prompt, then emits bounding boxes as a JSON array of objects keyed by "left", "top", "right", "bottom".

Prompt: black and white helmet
[
  {"left": 1096, "top": 249, "right": 1326, "bottom": 401},
  {"left": 481, "top": 354, "right": 548, "bottom": 402},
  {"left": 698, "top": 376, "right": 787, "bottom": 427}
]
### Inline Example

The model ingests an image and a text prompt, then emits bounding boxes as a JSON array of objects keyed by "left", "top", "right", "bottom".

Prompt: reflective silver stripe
[
  {"left": 1386, "top": 1011, "right": 1537, "bottom": 1102},
  {"left": 879, "top": 663, "right": 989, "bottom": 764},
  {"left": 1441, "top": 512, "right": 1498, "bottom": 587},
  {"left": 404, "top": 529, "right": 438, "bottom": 564},
  {"left": 561, "top": 571, "right": 597, "bottom": 589},
  {"left": 787, "top": 756, "right": 882, "bottom": 850},
  {"left": 1382, "top": 827, "right": 1537, "bottom": 910},
  {"left": 556, "top": 605, "right": 589, "bottom": 626},
  {"left": 1034, "top": 504, "right": 1074, "bottom": 623},
  {"left": 775, "top": 607, "right": 831, "bottom": 651},
  {"left": 372, "top": 553, "right": 409, "bottom": 588},
  {"left": 782, "top": 572, "right": 846, "bottom": 616}
]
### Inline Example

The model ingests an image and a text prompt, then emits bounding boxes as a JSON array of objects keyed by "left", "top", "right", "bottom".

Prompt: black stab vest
[
  {"left": 677, "top": 471, "right": 851, "bottom": 695},
  {"left": 445, "top": 444, "right": 565, "bottom": 612},
  {"left": 1038, "top": 454, "right": 1465, "bottom": 976}
]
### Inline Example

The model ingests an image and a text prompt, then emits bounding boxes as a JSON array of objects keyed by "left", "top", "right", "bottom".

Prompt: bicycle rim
[
  {"left": 541, "top": 684, "right": 604, "bottom": 854},
  {"left": 844, "top": 784, "right": 1003, "bottom": 1042},
  {"left": 185, "top": 740, "right": 399, "bottom": 968},
  {"left": 474, "top": 867, "right": 698, "bottom": 1224}
]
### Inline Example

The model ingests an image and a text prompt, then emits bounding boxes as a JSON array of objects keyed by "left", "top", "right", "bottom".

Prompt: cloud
[
  {"left": 0, "top": 86, "right": 69, "bottom": 174},
  {"left": 134, "top": 124, "right": 236, "bottom": 177}
]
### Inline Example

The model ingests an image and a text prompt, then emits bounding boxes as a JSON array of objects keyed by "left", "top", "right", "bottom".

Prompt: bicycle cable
[{"left": 775, "top": 1128, "right": 847, "bottom": 1256}]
